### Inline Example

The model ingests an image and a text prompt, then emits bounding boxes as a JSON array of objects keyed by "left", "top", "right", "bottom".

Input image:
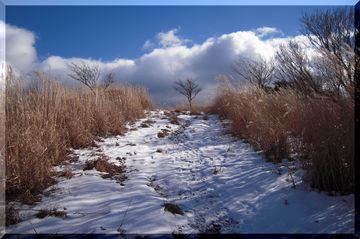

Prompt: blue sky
[
  {"left": 1, "top": 0, "right": 357, "bottom": 5},
  {"left": 5, "top": 5, "right": 348, "bottom": 60}
]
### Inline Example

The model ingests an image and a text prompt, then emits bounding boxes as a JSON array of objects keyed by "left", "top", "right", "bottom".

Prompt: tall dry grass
[
  {"left": 1, "top": 64, "right": 5, "bottom": 229},
  {"left": 172, "top": 101, "right": 210, "bottom": 115},
  {"left": 211, "top": 83, "right": 354, "bottom": 193},
  {"left": 6, "top": 69, "right": 152, "bottom": 202}
]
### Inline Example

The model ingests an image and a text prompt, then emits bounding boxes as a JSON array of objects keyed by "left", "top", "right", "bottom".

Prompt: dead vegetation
[
  {"left": 164, "top": 111, "right": 180, "bottom": 125},
  {"left": 163, "top": 203, "right": 184, "bottom": 215},
  {"left": 211, "top": 85, "right": 354, "bottom": 193},
  {"left": 5, "top": 67, "right": 152, "bottom": 204},
  {"left": 36, "top": 208, "right": 67, "bottom": 219},
  {"left": 211, "top": 8, "right": 355, "bottom": 194},
  {"left": 55, "top": 169, "right": 75, "bottom": 179},
  {"left": 140, "top": 123, "right": 150, "bottom": 128},
  {"left": 158, "top": 128, "right": 171, "bottom": 138},
  {"left": 83, "top": 156, "right": 124, "bottom": 176},
  {"left": 5, "top": 205, "right": 20, "bottom": 226},
  {"left": 173, "top": 102, "right": 209, "bottom": 116},
  {"left": 140, "top": 119, "right": 155, "bottom": 128}
]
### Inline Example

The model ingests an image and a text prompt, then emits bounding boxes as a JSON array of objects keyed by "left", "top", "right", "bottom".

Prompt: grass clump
[
  {"left": 6, "top": 68, "right": 152, "bottom": 204},
  {"left": 83, "top": 156, "right": 124, "bottom": 176},
  {"left": 36, "top": 208, "right": 67, "bottom": 219},
  {"left": 157, "top": 132, "right": 166, "bottom": 138},
  {"left": 5, "top": 205, "right": 20, "bottom": 226},
  {"left": 163, "top": 203, "right": 184, "bottom": 215},
  {"left": 211, "top": 84, "right": 354, "bottom": 193}
]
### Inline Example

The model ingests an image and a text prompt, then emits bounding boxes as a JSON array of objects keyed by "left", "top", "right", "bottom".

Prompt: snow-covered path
[{"left": 7, "top": 110, "right": 354, "bottom": 234}]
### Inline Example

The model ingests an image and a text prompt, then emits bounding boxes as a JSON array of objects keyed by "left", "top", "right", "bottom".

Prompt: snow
[{"left": 6, "top": 110, "right": 354, "bottom": 234}]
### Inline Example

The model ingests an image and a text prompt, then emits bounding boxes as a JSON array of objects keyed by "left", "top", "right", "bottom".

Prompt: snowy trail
[{"left": 7, "top": 110, "right": 354, "bottom": 234}]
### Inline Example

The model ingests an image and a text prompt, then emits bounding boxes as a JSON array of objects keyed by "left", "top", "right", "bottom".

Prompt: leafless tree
[
  {"left": 301, "top": 7, "right": 355, "bottom": 98},
  {"left": 274, "top": 8, "right": 355, "bottom": 98},
  {"left": 102, "top": 72, "right": 115, "bottom": 90},
  {"left": 174, "top": 78, "right": 202, "bottom": 111},
  {"left": 233, "top": 56, "right": 275, "bottom": 89},
  {"left": 68, "top": 62, "right": 116, "bottom": 105},
  {"left": 275, "top": 41, "right": 322, "bottom": 96},
  {"left": 68, "top": 62, "right": 100, "bottom": 95},
  {"left": 355, "top": 4, "right": 360, "bottom": 94}
]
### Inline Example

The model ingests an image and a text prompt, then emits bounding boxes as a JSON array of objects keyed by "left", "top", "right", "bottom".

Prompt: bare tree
[
  {"left": 273, "top": 8, "right": 355, "bottom": 98},
  {"left": 68, "top": 62, "right": 116, "bottom": 105},
  {"left": 102, "top": 72, "right": 115, "bottom": 90},
  {"left": 301, "top": 7, "right": 355, "bottom": 98},
  {"left": 174, "top": 78, "right": 202, "bottom": 111},
  {"left": 275, "top": 41, "right": 322, "bottom": 96},
  {"left": 355, "top": 4, "right": 360, "bottom": 95},
  {"left": 233, "top": 56, "right": 275, "bottom": 89},
  {"left": 68, "top": 62, "right": 100, "bottom": 95}
]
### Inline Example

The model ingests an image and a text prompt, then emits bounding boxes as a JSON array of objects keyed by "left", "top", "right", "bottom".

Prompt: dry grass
[
  {"left": 55, "top": 169, "right": 74, "bottom": 179},
  {"left": 36, "top": 208, "right": 67, "bottom": 219},
  {"left": 163, "top": 203, "right": 184, "bottom": 215},
  {"left": 211, "top": 84, "right": 354, "bottom": 193},
  {"left": 174, "top": 102, "right": 210, "bottom": 115},
  {"left": 5, "top": 205, "right": 19, "bottom": 226},
  {"left": 140, "top": 119, "right": 155, "bottom": 128},
  {"left": 0, "top": 65, "right": 5, "bottom": 229},
  {"left": 6, "top": 69, "right": 152, "bottom": 203},
  {"left": 169, "top": 116, "right": 180, "bottom": 125},
  {"left": 159, "top": 128, "right": 171, "bottom": 138},
  {"left": 83, "top": 156, "right": 124, "bottom": 176}
]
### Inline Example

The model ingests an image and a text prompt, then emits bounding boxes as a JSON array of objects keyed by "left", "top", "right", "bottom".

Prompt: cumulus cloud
[
  {"left": 1, "top": 21, "right": 37, "bottom": 73},
  {"left": 156, "top": 28, "right": 190, "bottom": 48},
  {"left": 39, "top": 56, "right": 136, "bottom": 86},
  {"left": 142, "top": 40, "right": 153, "bottom": 50},
  {"left": 255, "top": 27, "right": 282, "bottom": 38},
  {"left": 0, "top": 21, "right": 5, "bottom": 64},
  {"left": 4, "top": 21, "right": 312, "bottom": 106}
]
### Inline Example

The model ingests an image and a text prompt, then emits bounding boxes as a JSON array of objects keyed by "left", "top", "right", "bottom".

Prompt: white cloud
[
  {"left": 1, "top": 21, "right": 37, "bottom": 73},
  {"left": 255, "top": 27, "right": 282, "bottom": 38},
  {"left": 4, "top": 21, "right": 313, "bottom": 106},
  {"left": 142, "top": 40, "right": 153, "bottom": 50},
  {"left": 0, "top": 21, "right": 5, "bottom": 64},
  {"left": 156, "top": 28, "right": 190, "bottom": 48}
]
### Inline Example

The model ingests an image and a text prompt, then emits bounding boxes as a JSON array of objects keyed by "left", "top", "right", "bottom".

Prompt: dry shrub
[
  {"left": 55, "top": 169, "right": 75, "bottom": 179},
  {"left": 173, "top": 103, "right": 188, "bottom": 114},
  {"left": 5, "top": 205, "right": 19, "bottom": 226},
  {"left": 169, "top": 115, "right": 180, "bottom": 125},
  {"left": 83, "top": 157, "right": 124, "bottom": 176},
  {"left": 163, "top": 203, "right": 184, "bottom": 215},
  {"left": 157, "top": 131, "right": 166, "bottom": 138},
  {"left": 6, "top": 69, "right": 152, "bottom": 203},
  {"left": 36, "top": 208, "right": 67, "bottom": 219},
  {"left": 164, "top": 111, "right": 180, "bottom": 125},
  {"left": 287, "top": 97, "right": 354, "bottom": 193},
  {"left": 174, "top": 102, "right": 209, "bottom": 115},
  {"left": 140, "top": 119, "right": 155, "bottom": 128},
  {"left": 211, "top": 84, "right": 354, "bottom": 193},
  {"left": 212, "top": 85, "right": 291, "bottom": 162}
]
